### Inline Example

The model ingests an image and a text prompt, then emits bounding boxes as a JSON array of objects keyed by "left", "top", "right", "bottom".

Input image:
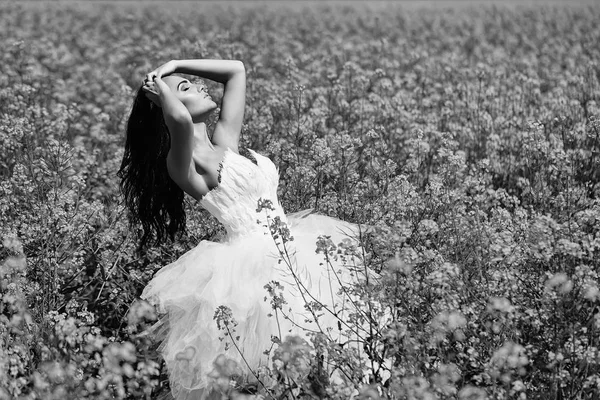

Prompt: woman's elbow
[{"left": 232, "top": 60, "right": 245, "bottom": 74}]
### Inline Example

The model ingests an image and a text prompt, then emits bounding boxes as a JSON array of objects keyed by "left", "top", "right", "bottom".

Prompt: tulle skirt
[{"left": 141, "top": 210, "right": 363, "bottom": 399}]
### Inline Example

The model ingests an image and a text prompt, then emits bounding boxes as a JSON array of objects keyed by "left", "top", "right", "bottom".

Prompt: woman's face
[{"left": 163, "top": 76, "right": 218, "bottom": 121}]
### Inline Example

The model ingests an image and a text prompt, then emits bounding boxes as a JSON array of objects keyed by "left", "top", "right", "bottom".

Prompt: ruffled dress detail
[{"left": 141, "top": 149, "right": 361, "bottom": 399}]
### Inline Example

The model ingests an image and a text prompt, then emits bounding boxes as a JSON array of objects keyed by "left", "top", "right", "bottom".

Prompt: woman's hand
[
  {"left": 145, "top": 60, "right": 179, "bottom": 82},
  {"left": 142, "top": 60, "right": 180, "bottom": 106},
  {"left": 144, "top": 76, "right": 192, "bottom": 125},
  {"left": 142, "top": 75, "right": 174, "bottom": 106},
  {"left": 141, "top": 78, "right": 161, "bottom": 107}
]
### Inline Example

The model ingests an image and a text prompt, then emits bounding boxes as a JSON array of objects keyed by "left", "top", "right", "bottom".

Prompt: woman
[{"left": 119, "top": 59, "right": 363, "bottom": 399}]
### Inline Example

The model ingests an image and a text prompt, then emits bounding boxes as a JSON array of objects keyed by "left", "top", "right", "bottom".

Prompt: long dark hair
[{"left": 118, "top": 87, "right": 186, "bottom": 249}]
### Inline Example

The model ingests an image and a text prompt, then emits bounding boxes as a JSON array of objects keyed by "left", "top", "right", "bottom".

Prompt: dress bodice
[{"left": 200, "top": 148, "right": 287, "bottom": 240}]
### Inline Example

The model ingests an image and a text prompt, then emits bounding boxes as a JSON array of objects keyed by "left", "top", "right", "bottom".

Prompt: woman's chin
[{"left": 202, "top": 101, "right": 218, "bottom": 113}]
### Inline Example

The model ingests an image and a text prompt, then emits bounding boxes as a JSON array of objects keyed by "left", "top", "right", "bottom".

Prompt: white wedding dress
[{"left": 141, "top": 148, "right": 362, "bottom": 399}]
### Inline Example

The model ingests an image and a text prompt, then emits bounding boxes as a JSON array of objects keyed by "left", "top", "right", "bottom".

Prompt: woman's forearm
[
  {"left": 160, "top": 85, "right": 192, "bottom": 124},
  {"left": 174, "top": 59, "right": 244, "bottom": 84}
]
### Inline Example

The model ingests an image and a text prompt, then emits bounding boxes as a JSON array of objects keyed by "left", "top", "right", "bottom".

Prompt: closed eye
[{"left": 177, "top": 81, "right": 192, "bottom": 91}]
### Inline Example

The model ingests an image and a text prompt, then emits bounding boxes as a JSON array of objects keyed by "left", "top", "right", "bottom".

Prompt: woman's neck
[{"left": 192, "top": 122, "right": 214, "bottom": 150}]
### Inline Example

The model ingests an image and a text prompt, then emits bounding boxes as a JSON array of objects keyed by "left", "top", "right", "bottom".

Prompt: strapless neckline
[{"left": 197, "top": 147, "right": 284, "bottom": 239}]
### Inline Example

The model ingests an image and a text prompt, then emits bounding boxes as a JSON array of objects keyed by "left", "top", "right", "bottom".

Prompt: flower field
[{"left": 1, "top": 1, "right": 600, "bottom": 399}]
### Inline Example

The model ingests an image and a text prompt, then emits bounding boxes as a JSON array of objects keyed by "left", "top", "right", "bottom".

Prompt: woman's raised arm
[
  {"left": 143, "top": 75, "right": 208, "bottom": 200},
  {"left": 147, "top": 59, "right": 246, "bottom": 151}
]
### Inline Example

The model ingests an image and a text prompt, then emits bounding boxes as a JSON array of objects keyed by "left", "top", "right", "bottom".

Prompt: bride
[{"left": 119, "top": 59, "right": 364, "bottom": 399}]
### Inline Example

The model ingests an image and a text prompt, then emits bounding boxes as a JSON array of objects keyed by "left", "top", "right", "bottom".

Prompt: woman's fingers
[
  {"left": 143, "top": 62, "right": 174, "bottom": 86},
  {"left": 142, "top": 81, "right": 159, "bottom": 96},
  {"left": 141, "top": 77, "right": 168, "bottom": 98},
  {"left": 142, "top": 72, "right": 170, "bottom": 98},
  {"left": 144, "top": 72, "right": 157, "bottom": 84}
]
